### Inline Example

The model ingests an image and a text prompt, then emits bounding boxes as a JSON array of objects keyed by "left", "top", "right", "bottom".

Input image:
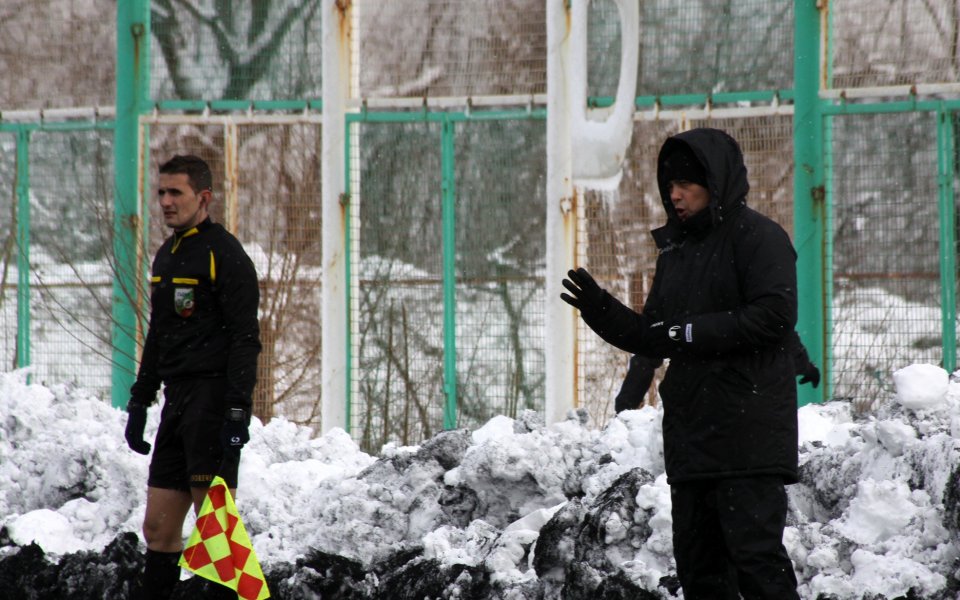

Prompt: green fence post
[
  {"left": 113, "top": 0, "right": 150, "bottom": 408},
  {"left": 441, "top": 116, "right": 458, "bottom": 430},
  {"left": 937, "top": 108, "right": 957, "bottom": 373},
  {"left": 15, "top": 128, "right": 30, "bottom": 372},
  {"left": 794, "top": 0, "right": 826, "bottom": 405}
]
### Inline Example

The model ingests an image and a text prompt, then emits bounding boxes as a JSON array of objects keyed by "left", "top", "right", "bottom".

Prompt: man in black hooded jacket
[{"left": 562, "top": 128, "right": 803, "bottom": 598}]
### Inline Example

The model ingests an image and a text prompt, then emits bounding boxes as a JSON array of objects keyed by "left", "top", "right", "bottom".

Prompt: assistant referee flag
[{"left": 180, "top": 476, "right": 270, "bottom": 599}]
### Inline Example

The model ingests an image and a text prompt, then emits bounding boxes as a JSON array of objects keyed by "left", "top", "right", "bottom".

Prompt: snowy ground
[{"left": 1, "top": 363, "right": 959, "bottom": 599}]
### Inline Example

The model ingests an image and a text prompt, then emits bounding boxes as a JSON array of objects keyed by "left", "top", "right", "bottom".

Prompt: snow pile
[{"left": 2, "top": 366, "right": 960, "bottom": 599}]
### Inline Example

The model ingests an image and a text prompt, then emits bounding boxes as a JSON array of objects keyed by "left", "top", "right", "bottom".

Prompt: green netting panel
[
  {"left": 0, "top": 135, "right": 16, "bottom": 370},
  {"left": 689, "top": 116, "right": 795, "bottom": 236},
  {"left": 576, "top": 120, "right": 679, "bottom": 423},
  {"left": 0, "top": 0, "right": 115, "bottom": 110},
  {"left": 350, "top": 121, "right": 443, "bottom": 451},
  {"left": 150, "top": 0, "right": 323, "bottom": 102},
  {"left": 635, "top": 0, "right": 794, "bottom": 97},
  {"left": 356, "top": 0, "right": 547, "bottom": 98},
  {"left": 147, "top": 120, "right": 323, "bottom": 428},
  {"left": 236, "top": 123, "right": 323, "bottom": 429},
  {"left": 453, "top": 119, "right": 547, "bottom": 428},
  {"left": 28, "top": 130, "right": 115, "bottom": 398},
  {"left": 831, "top": 0, "right": 960, "bottom": 89},
  {"left": 827, "top": 112, "right": 943, "bottom": 409}
]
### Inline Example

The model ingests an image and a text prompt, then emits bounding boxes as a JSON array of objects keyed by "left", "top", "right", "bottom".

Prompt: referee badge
[{"left": 174, "top": 287, "right": 196, "bottom": 317}]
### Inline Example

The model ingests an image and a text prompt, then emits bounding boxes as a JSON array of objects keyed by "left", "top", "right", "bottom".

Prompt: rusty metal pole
[
  {"left": 321, "top": 0, "right": 353, "bottom": 433},
  {"left": 544, "top": 0, "right": 577, "bottom": 424}
]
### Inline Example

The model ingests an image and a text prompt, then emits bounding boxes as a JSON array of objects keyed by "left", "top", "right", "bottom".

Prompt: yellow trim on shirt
[
  {"left": 170, "top": 227, "right": 199, "bottom": 254},
  {"left": 209, "top": 250, "right": 216, "bottom": 284},
  {"left": 172, "top": 277, "right": 199, "bottom": 285}
]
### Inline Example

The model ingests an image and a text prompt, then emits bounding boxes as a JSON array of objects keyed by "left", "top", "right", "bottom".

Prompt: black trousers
[{"left": 670, "top": 476, "right": 799, "bottom": 600}]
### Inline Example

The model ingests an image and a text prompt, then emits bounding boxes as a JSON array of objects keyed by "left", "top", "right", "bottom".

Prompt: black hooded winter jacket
[{"left": 591, "top": 128, "right": 800, "bottom": 484}]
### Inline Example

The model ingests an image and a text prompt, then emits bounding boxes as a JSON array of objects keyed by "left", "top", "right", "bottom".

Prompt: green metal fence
[
  {"left": 345, "top": 110, "right": 548, "bottom": 447},
  {"left": 822, "top": 105, "right": 959, "bottom": 408},
  {"left": 2, "top": 0, "right": 959, "bottom": 448}
]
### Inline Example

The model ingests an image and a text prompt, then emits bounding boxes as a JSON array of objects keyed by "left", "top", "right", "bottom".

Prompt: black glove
[
  {"left": 220, "top": 407, "right": 250, "bottom": 451},
  {"left": 798, "top": 362, "right": 820, "bottom": 388},
  {"left": 561, "top": 267, "right": 612, "bottom": 327},
  {"left": 124, "top": 402, "right": 152, "bottom": 455}
]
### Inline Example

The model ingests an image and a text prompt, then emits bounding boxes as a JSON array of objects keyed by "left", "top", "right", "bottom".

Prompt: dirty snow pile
[{"left": 1, "top": 363, "right": 959, "bottom": 599}]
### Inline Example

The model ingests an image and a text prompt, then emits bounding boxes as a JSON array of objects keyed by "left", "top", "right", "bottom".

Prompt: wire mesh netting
[
  {"left": 0, "top": 0, "right": 115, "bottom": 110},
  {"left": 831, "top": 0, "right": 960, "bottom": 89},
  {"left": 348, "top": 116, "right": 548, "bottom": 449},
  {"left": 635, "top": 0, "right": 794, "bottom": 96},
  {"left": 454, "top": 118, "right": 547, "bottom": 429},
  {"left": 827, "top": 111, "right": 944, "bottom": 408},
  {"left": 349, "top": 120, "right": 445, "bottom": 449},
  {"left": 27, "top": 130, "right": 116, "bottom": 395},
  {"left": 150, "top": 0, "right": 323, "bottom": 102},
  {"left": 0, "top": 134, "right": 17, "bottom": 371},
  {"left": 147, "top": 119, "right": 323, "bottom": 428},
  {"left": 355, "top": 0, "right": 547, "bottom": 98}
]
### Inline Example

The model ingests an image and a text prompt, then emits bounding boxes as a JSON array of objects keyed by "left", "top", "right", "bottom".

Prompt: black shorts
[{"left": 147, "top": 378, "right": 240, "bottom": 490}]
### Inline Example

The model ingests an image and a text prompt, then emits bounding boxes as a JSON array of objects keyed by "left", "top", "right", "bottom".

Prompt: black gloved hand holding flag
[{"left": 220, "top": 407, "right": 250, "bottom": 451}]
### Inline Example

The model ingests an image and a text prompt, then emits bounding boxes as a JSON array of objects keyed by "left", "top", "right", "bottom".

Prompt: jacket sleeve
[
  {"left": 679, "top": 222, "right": 798, "bottom": 355},
  {"left": 216, "top": 239, "right": 262, "bottom": 410},
  {"left": 789, "top": 330, "right": 814, "bottom": 374},
  {"left": 615, "top": 354, "right": 661, "bottom": 413},
  {"left": 578, "top": 291, "right": 651, "bottom": 355},
  {"left": 129, "top": 323, "right": 161, "bottom": 406},
  {"left": 578, "top": 263, "right": 667, "bottom": 355}
]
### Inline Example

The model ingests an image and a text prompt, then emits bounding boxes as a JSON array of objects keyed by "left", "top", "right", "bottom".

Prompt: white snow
[
  {"left": 893, "top": 363, "right": 949, "bottom": 409},
  {"left": 2, "top": 363, "right": 960, "bottom": 599}
]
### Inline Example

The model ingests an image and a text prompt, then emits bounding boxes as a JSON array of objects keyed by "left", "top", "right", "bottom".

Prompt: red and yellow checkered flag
[{"left": 179, "top": 476, "right": 270, "bottom": 600}]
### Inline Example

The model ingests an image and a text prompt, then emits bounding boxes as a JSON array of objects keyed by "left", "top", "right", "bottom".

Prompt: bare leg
[{"left": 142, "top": 486, "right": 193, "bottom": 552}]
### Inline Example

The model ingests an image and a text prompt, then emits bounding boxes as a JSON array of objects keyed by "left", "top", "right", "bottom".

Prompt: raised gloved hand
[
  {"left": 124, "top": 402, "right": 152, "bottom": 455},
  {"left": 797, "top": 361, "right": 820, "bottom": 388},
  {"left": 220, "top": 407, "right": 250, "bottom": 451},
  {"left": 561, "top": 268, "right": 610, "bottom": 320}
]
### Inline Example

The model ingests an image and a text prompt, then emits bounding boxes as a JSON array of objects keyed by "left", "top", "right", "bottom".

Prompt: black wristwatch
[{"left": 226, "top": 407, "right": 247, "bottom": 422}]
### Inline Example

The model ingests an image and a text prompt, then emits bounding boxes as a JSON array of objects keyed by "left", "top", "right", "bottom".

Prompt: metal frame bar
[
  {"left": 937, "top": 108, "right": 958, "bottom": 373},
  {"left": 441, "top": 116, "right": 458, "bottom": 429},
  {"left": 794, "top": 0, "right": 826, "bottom": 406},
  {"left": 15, "top": 129, "right": 30, "bottom": 371},
  {"left": 113, "top": 0, "right": 150, "bottom": 408}
]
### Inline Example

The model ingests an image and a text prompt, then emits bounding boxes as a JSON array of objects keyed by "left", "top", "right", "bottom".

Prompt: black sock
[{"left": 139, "top": 549, "right": 182, "bottom": 600}]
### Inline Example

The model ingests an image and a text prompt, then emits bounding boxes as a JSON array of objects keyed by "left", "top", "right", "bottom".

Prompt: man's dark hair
[{"left": 159, "top": 155, "right": 213, "bottom": 193}]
